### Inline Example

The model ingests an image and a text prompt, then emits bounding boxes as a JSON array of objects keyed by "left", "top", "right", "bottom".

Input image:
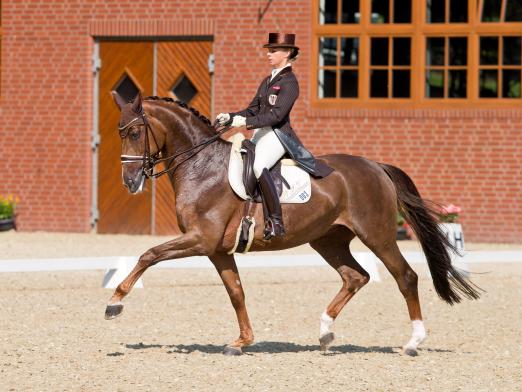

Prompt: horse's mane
[{"left": 144, "top": 96, "right": 213, "bottom": 129}]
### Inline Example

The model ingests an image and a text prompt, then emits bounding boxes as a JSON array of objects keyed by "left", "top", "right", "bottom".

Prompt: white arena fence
[{"left": 1, "top": 251, "right": 521, "bottom": 289}]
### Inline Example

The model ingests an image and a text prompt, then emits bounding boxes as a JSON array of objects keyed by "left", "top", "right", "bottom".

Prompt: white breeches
[{"left": 251, "top": 127, "right": 286, "bottom": 179}]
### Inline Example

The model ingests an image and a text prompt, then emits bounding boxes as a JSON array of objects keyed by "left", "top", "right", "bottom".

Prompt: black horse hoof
[
  {"left": 403, "top": 347, "right": 418, "bottom": 357},
  {"left": 105, "top": 303, "right": 124, "bottom": 320},
  {"left": 319, "top": 332, "right": 335, "bottom": 351},
  {"left": 223, "top": 346, "right": 243, "bottom": 356}
]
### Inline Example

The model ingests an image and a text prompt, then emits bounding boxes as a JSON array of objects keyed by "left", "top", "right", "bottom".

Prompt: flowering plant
[
  {"left": 438, "top": 204, "right": 461, "bottom": 223},
  {"left": 0, "top": 194, "right": 19, "bottom": 220}
]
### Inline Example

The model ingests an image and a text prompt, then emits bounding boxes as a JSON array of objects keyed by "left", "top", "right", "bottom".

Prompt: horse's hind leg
[
  {"left": 369, "top": 242, "right": 426, "bottom": 356},
  {"left": 309, "top": 227, "right": 370, "bottom": 351}
]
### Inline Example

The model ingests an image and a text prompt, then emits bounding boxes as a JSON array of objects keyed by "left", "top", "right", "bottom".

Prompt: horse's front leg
[
  {"left": 209, "top": 254, "right": 254, "bottom": 356},
  {"left": 105, "top": 232, "right": 205, "bottom": 319}
]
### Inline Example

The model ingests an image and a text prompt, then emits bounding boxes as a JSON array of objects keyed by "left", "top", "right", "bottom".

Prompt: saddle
[
  {"left": 227, "top": 133, "right": 311, "bottom": 204},
  {"left": 240, "top": 139, "right": 290, "bottom": 203}
]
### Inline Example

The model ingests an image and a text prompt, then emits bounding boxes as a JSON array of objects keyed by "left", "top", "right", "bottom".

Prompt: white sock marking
[
  {"left": 319, "top": 311, "right": 334, "bottom": 338},
  {"left": 404, "top": 319, "right": 426, "bottom": 350}
]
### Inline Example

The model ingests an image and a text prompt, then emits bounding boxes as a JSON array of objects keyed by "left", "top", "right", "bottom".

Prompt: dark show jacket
[{"left": 229, "top": 66, "right": 333, "bottom": 178}]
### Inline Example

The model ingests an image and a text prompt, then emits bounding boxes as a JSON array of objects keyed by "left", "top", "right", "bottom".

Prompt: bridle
[{"left": 119, "top": 110, "right": 232, "bottom": 179}]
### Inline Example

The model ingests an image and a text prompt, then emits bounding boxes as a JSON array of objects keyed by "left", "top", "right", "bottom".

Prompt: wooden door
[
  {"left": 96, "top": 40, "right": 212, "bottom": 235},
  {"left": 153, "top": 41, "right": 213, "bottom": 235},
  {"left": 98, "top": 42, "right": 153, "bottom": 234}
]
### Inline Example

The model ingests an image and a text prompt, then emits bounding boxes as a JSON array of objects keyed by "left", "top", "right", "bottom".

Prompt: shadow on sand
[{"left": 107, "top": 341, "right": 455, "bottom": 356}]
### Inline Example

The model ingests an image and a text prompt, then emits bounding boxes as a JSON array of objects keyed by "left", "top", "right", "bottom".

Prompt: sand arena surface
[{"left": 1, "top": 232, "right": 522, "bottom": 391}]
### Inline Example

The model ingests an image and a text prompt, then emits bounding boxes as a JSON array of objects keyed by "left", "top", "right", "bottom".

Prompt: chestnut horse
[{"left": 105, "top": 92, "right": 480, "bottom": 356}]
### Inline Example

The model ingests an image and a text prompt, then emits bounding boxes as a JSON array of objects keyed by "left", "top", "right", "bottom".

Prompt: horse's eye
[{"left": 130, "top": 129, "right": 141, "bottom": 140}]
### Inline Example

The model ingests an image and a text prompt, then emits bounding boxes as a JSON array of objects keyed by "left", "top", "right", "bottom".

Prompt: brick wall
[{"left": 0, "top": 0, "right": 520, "bottom": 242}]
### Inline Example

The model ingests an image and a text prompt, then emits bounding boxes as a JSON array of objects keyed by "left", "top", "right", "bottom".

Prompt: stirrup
[{"left": 263, "top": 217, "right": 285, "bottom": 240}]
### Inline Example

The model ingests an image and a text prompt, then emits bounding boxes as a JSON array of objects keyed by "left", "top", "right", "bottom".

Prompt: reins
[{"left": 120, "top": 110, "right": 232, "bottom": 179}]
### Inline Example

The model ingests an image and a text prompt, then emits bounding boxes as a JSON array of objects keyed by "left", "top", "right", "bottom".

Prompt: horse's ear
[
  {"left": 131, "top": 91, "right": 143, "bottom": 114},
  {"left": 111, "top": 91, "right": 127, "bottom": 111}
]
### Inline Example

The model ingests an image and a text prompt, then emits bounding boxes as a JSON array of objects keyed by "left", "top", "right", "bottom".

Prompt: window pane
[
  {"left": 393, "top": 38, "right": 411, "bottom": 65},
  {"left": 505, "top": 0, "right": 522, "bottom": 21},
  {"left": 318, "top": 69, "right": 337, "bottom": 98},
  {"left": 342, "top": 0, "right": 360, "bottom": 23},
  {"left": 448, "top": 70, "right": 467, "bottom": 98},
  {"left": 427, "top": 0, "right": 445, "bottom": 23},
  {"left": 479, "top": 70, "right": 498, "bottom": 97},
  {"left": 449, "top": 38, "right": 467, "bottom": 66},
  {"left": 482, "top": 0, "right": 502, "bottom": 22},
  {"left": 341, "top": 70, "right": 358, "bottom": 97},
  {"left": 427, "top": 38, "right": 445, "bottom": 66},
  {"left": 503, "top": 37, "right": 521, "bottom": 65},
  {"left": 371, "top": 0, "right": 389, "bottom": 23},
  {"left": 341, "top": 38, "right": 359, "bottom": 65},
  {"left": 370, "top": 70, "right": 388, "bottom": 97},
  {"left": 394, "top": 0, "right": 412, "bottom": 23},
  {"left": 450, "top": 0, "right": 468, "bottom": 22},
  {"left": 503, "top": 70, "right": 521, "bottom": 98},
  {"left": 319, "top": 37, "right": 337, "bottom": 66},
  {"left": 480, "top": 37, "right": 499, "bottom": 65},
  {"left": 426, "top": 70, "right": 445, "bottom": 98},
  {"left": 371, "top": 38, "right": 389, "bottom": 65},
  {"left": 319, "top": 0, "right": 338, "bottom": 24},
  {"left": 393, "top": 70, "right": 410, "bottom": 97}
]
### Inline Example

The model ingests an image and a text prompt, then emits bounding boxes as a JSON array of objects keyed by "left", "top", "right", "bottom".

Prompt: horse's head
[{"left": 112, "top": 91, "right": 165, "bottom": 194}]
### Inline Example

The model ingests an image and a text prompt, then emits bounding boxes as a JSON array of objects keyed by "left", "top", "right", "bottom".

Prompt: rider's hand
[
  {"left": 216, "top": 113, "right": 230, "bottom": 125},
  {"left": 231, "top": 115, "right": 246, "bottom": 128}
]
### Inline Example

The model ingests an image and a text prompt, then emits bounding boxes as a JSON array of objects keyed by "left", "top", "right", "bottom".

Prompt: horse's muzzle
[{"left": 123, "top": 171, "right": 146, "bottom": 194}]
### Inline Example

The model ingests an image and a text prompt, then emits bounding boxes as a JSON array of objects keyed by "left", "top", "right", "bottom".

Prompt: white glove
[
  {"left": 231, "top": 115, "right": 246, "bottom": 128},
  {"left": 216, "top": 113, "right": 230, "bottom": 125}
]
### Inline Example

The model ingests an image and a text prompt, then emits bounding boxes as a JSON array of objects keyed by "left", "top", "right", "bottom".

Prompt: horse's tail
[{"left": 379, "top": 163, "right": 481, "bottom": 305}]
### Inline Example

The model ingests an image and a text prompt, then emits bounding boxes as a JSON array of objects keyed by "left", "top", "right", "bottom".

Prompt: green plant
[
  {"left": 0, "top": 194, "right": 18, "bottom": 220},
  {"left": 397, "top": 211, "right": 406, "bottom": 227},
  {"left": 437, "top": 204, "right": 461, "bottom": 223}
]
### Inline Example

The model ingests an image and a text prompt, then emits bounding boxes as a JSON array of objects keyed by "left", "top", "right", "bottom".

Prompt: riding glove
[
  {"left": 216, "top": 113, "right": 230, "bottom": 125},
  {"left": 231, "top": 115, "right": 246, "bottom": 128}
]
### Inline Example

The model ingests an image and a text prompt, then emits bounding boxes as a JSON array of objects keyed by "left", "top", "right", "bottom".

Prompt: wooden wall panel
[
  {"left": 153, "top": 41, "right": 212, "bottom": 235},
  {"left": 98, "top": 41, "right": 153, "bottom": 234}
]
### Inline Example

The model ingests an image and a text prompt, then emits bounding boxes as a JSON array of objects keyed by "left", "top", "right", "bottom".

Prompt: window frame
[{"left": 311, "top": 0, "right": 522, "bottom": 108}]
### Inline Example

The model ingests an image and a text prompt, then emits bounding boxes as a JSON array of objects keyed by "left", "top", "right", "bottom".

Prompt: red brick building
[{"left": 0, "top": 0, "right": 521, "bottom": 242}]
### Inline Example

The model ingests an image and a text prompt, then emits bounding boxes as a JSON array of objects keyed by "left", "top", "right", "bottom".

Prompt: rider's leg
[{"left": 253, "top": 130, "right": 286, "bottom": 239}]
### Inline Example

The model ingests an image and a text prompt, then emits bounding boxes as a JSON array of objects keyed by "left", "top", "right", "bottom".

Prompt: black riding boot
[{"left": 258, "top": 168, "right": 285, "bottom": 240}]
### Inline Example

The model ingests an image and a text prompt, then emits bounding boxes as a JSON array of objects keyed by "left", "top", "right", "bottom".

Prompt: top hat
[{"left": 263, "top": 33, "right": 299, "bottom": 50}]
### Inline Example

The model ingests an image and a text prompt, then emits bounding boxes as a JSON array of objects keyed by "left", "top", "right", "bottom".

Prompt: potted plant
[
  {"left": 396, "top": 211, "right": 411, "bottom": 240},
  {"left": 0, "top": 194, "right": 18, "bottom": 231},
  {"left": 437, "top": 204, "right": 465, "bottom": 250}
]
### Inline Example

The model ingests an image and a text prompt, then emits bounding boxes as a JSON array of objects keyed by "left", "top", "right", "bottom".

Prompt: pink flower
[{"left": 442, "top": 204, "right": 462, "bottom": 214}]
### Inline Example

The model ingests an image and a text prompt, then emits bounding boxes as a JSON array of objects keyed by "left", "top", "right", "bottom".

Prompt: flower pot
[
  {"left": 439, "top": 223, "right": 464, "bottom": 251},
  {"left": 396, "top": 226, "right": 409, "bottom": 240},
  {"left": 0, "top": 218, "right": 16, "bottom": 232}
]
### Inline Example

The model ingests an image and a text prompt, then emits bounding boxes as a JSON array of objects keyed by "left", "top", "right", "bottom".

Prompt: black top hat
[{"left": 263, "top": 33, "right": 299, "bottom": 50}]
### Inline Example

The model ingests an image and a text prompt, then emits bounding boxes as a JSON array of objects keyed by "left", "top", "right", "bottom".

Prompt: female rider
[{"left": 217, "top": 33, "right": 332, "bottom": 240}]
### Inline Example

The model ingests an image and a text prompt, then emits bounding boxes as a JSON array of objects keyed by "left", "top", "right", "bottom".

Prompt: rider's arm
[{"left": 245, "top": 78, "right": 299, "bottom": 130}]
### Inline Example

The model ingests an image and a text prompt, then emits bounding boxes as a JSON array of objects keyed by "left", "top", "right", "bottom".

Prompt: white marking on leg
[
  {"left": 319, "top": 311, "right": 334, "bottom": 338},
  {"left": 403, "top": 319, "right": 426, "bottom": 351}
]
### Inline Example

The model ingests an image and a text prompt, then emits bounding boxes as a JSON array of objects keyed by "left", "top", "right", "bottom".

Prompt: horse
[{"left": 105, "top": 91, "right": 480, "bottom": 356}]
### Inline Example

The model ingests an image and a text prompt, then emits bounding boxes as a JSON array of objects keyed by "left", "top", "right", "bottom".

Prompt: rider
[{"left": 217, "top": 33, "right": 332, "bottom": 240}]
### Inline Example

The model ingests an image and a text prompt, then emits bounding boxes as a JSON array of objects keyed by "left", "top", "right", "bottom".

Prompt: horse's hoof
[
  {"left": 402, "top": 347, "right": 418, "bottom": 357},
  {"left": 223, "top": 346, "right": 243, "bottom": 356},
  {"left": 319, "top": 332, "right": 335, "bottom": 351},
  {"left": 105, "top": 303, "right": 124, "bottom": 320}
]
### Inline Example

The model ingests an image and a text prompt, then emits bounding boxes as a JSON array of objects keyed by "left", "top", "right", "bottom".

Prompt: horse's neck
[{"left": 156, "top": 106, "right": 230, "bottom": 197}]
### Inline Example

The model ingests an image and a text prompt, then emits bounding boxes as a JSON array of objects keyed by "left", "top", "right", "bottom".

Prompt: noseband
[{"left": 119, "top": 110, "right": 231, "bottom": 179}]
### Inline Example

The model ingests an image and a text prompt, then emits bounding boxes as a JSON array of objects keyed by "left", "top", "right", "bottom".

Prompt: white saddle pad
[{"left": 227, "top": 133, "right": 311, "bottom": 203}]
